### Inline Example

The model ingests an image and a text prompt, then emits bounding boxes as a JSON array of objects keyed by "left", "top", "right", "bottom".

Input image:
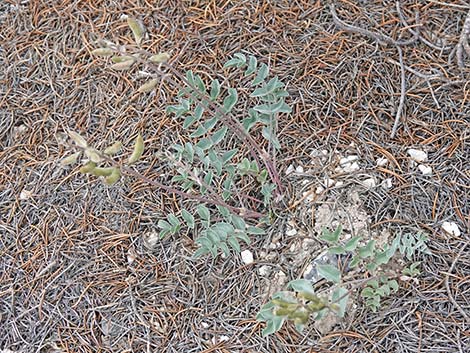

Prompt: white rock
[
  {"left": 241, "top": 250, "right": 254, "bottom": 264},
  {"left": 362, "top": 178, "right": 376, "bottom": 188},
  {"left": 376, "top": 157, "right": 388, "bottom": 167},
  {"left": 201, "top": 322, "right": 209, "bottom": 328},
  {"left": 441, "top": 222, "right": 461, "bottom": 237},
  {"left": 219, "top": 335, "right": 229, "bottom": 342},
  {"left": 335, "top": 181, "right": 344, "bottom": 187},
  {"left": 295, "top": 165, "right": 304, "bottom": 174},
  {"left": 19, "top": 190, "right": 33, "bottom": 200},
  {"left": 324, "top": 177, "right": 335, "bottom": 187},
  {"left": 315, "top": 186, "right": 325, "bottom": 194},
  {"left": 285, "top": 164, "right": 295, "bottom": 175},
  {"left": 381, "top": 178, "right": 393, "bottom": 189},
  {"left": 286, "top": 228, "right": 297, "bottom": 236},
  {"left": 418, "top": 164, "right": 432, "bottom": 175},
  {"left": 342, "top": 162, "right": 360, "bottom": 173},
  {"left": 340, "top": 155, "right": 359, "bottom": 166},
  {"left": 321, "top": 149, "right": 329, "bottom": 156},
  {"left": 258, "top": 265, "right": 271, "bottom": 276},
  {"left": 407, "top": 148, "right": 427, "bottom": 163}
]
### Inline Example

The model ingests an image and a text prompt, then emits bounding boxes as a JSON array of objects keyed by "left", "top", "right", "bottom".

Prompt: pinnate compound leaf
[
  {"left": 196, "top": 205, "right": 210, "bottom": 221},
  {"left": 128, "top": 134, "right": 144, "bottom": 164},
  {"left": 245, "top": 55, "right": 257, "bottom": 76},
  {"left": 344, "top": 236, "right": 361, "bottom": 251},
  {"left": 210, "top": 127, "right": 227, "bottom": 145},
  {"left": 223, "top": 88, "right": 238, "bottom": 113},
  {"left": 227, "top": 236, "right": 241, "bottom": 252},
  {"left": 181, "top": 209, "right": 195, "bottom": 229},
  {"left": 316, "top": 264, "right": 341, "bottom": 283},
  {"left": 252, "top": 63, "right": 269, "bottom": 85},
  {"left": 287, "top": 279, "right": 315, "bottom": 294},
  {"left": 332, "top": 287, "right": 349, "bottom": 318},
  {"left": 320, "top": 225, "right": 342, "bottom": 244}
]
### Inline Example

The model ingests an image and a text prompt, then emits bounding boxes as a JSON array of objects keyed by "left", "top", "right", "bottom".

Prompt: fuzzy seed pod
[
  {"left": 127, "top": 17, "right": 145, "bottom": 46},
  {"left": 79, "top": 162, "right": 97, "bottom": 174},
  {"left": 68, "top": 131, "right": 88, "bottom": 148},
  {"left": 128, "top": 134, "right": 144, "bottom": 164},
  {"left": 91, "top": 48, "right": 113, "bottom": 57},
  {"left": 104, "top": 141, "right": 122, "bottom": 155},
  {"left": 137, "top": 79, "right": 159, "bottom": 93},
  {"left": 61, "top": 152, "right": 81, "bottom": 166},
  {"left": 149, "top": 53, "right": 170, "bottom": 64},
  {"left": 104, "top": 167, "right": 121, "bottom": 185}
]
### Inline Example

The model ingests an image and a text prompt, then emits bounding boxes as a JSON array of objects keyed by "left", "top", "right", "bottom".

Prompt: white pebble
[
  {"left": 381, "top": 178, "right": 393, "bottom": 189},
  {"left": 340, "top": 155, "right": 359, "bottom": 166},
  {"left": 285, "top": 164, "right": 295, "bottom": 175},
  {"left": 295, "top": 165, "right": 304, "bottom": 174},
  {"left": 324, "top": 177, "right": 335, "bottom": 187},
  {"left": 219, "top": 335, "right": 229, "bottom": 342},
  {"left": 418, "top": 164, "right": 432, "bottom": 175},
  {"left": 321, "top": 149, "right": 329, "bottom": 156},
  {"left": 342, "top": 162, "right": 360, "bottom": 172},
  {"left": 376, "top": 157, "right": 388, "bottom": 167},
  {"left": 315, "top": 186, "right": 325, "bottom": 194},
  {"left": 362, "top": 178, "right": 376, "bottom": 188},
  {"left": 335, "top": 181, "right": 344, "bottom": 187},
  {"left": 19, "top": 190, "right": 33, "bottom": 200},
  {"left": 441, "top": 222, "right": 461, "bottom": 237},
  {"left": 241, "top": 250, "right": 254, "bottom": 264},
  {"left": 407, "top": 149, "right": 428, "bottom": 163},
  {"left": 258, "top": 265, "right": 271, "bottom": 276},
  {"left": 201, "top": 322, "right": 209, "bottom": 328},
  {"left": 286, "top": 228, "right": 297, "bottom": 236}
]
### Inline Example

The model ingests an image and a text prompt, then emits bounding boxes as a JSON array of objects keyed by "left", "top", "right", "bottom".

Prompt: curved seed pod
[
  {"left": 68, "top": 131, "right": 88, "bottom": 148},
  {"left": 110, "top": 59, "right": 135, "bottom": 71},
  {"left": 85, "top": 148, "right": 102, "bottom": 163},
  {"left": 274, "top": 307, "right": 295, "bottom": 316},
  {"left": 61, "top": 152, "right": 81, "bottom": 166},
  {"left": 127, "top": 17, "right": 145, "bottom": 46},
  {"left": 307, "top": 302, "right": 326, "bottom": 312},
  {"left": 111, "top": 55, "right": 135, "bottom": 63},
  {"left": 91, "top": 48, "right": 113, "bottom": 57},
  {"left": 104, "top": 167, "right": 121, "bottom": 185},
  {"left": 149, "top": 53, "right": 170, "bottom": 64},
  {"left": 128, "top": 134, "right": 144, "bottom": 164},
  {"left": 104, "top": 141, "right": 122, "bottom": 155},
  {"left": 89, "top": 167, "right": 115, "bottom": 177},
  {"left": 137, "top": 79, "right": 159, "bottom": 93},
  {"left": 79, "top": 162, "right": 97, "bottom": 174}
]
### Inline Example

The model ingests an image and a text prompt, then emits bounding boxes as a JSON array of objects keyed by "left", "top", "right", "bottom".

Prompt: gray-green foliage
[
  {"left": 69, "top": 18, "right": 293, "bottom": 259},
  {"left": 257, "top": 226, "right": 431, "bottom": 335}
]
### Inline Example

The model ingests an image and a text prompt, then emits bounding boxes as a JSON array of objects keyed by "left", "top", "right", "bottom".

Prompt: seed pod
[
  {"left": 111, "top": 55, "right": 135, "bottom": 63},
  {"left": 61, "top": 152, "right": 81, "bottom": 166},
  {"left": 307, "top": 301, "right": 326, "bottom": 312},
  {"left": 91, "top": 48, "right": 113, "bottom": 57},
  {"left": 85, "top": 148, "right": 102, "bottom": 163},
  {"left": 287, "top": 310, "right": 309, "bottom": 321},
  {"left": 110, "top": 59, "right": 135, "bottom": 71},
  {"left": 149, "top": 52, "right": 170, "bottom": 64},
  {"left": 68, "top": 131, "right": 88, "bottom": 148},
  {"left": 89, "top": 167, "right": 115, "bottom": 177},
  {"left": 274, "top": 307, "right": 294, "bottom": 316},
  {"left": 127, "top": 17, "right": 145, "bottom": 46},
  {"left": 104, "top": 167, "right": 121, "bottom": 185},
  {"left": 128, "top": 134, "right": 144, "bottom": 164},
  {"left": 79, "top": 162, "right": 97, "bottom": 174},
  {"left": 104, "top": 141, "right": 122, "bottom": 155},
  {"left": 137, "top": 79, "right": 159, "bottom": 93}
]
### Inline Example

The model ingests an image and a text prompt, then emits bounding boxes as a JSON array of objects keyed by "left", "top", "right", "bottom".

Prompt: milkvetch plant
[
  {"left": 257, "top": 226, "right": 431, "bottom": 336},
  {"left": 62, "top": 16, "right": 292, "bottom": 258}
]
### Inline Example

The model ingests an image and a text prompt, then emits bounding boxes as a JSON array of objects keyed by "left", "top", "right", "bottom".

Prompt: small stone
[
  {"left": 418, "top": 164, "right": 432, "bottom": 175},
  {"left": 295, "top": 165, "right": 304, "bottom": 174},
  {"left": 441, "top": 221, "right": 461, "bottom": 237},
  {"left": 407, "top": 148, "right": 427, "bottom": 163},
  {"left": 343, "top": 162, "right": 360, "bottom": 172},
  {"left": 285, "top": 164, "right": 295, "bottom": 175},
  {"left": 286, "top": 228, "right": 297, "bottom": 236},
  {"left": 219, "top": 335, "right": 229, "bottom": 342},
  {"left": 340, "top": 155, "right": 359, "bottom": 166},
  {"left": 19, "top": 190, "right": 33, "bottom": 200},
  {"left": 143, "top": 232, "right": 160, "bottom": 249},
  {"left": 335, "top": 181, "right": 344, "bottom": 187},
  {"left": 376, "top": 157, "right": 388, "bottom": 167},
  {"left": 241, "top": 250, "right": 254, "bottom": 264},
  {"left": 381, "top": 178, "right": 393, "bottom": 189},
  {"left": 201, "top": 322, "right": 209, "bottom": 328},
  {"left": 258, "top": 265, "right": 271, "bottom": 276},
  {"left": 361, "top": 178, "right": 376, "bottom": 188},
  {"left": 315, "top": 186, "right": 325, "bottom": 194},
  {"left": 321, "top": 149, "right": 329, "bottom": 156},
  {"left": 324, "top": 177, "right": 335, "bottom": 187}
]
